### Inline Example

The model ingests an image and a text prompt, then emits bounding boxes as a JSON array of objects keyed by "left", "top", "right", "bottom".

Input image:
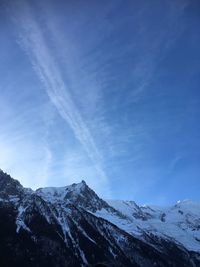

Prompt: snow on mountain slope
[
  {"left": 106, "top": 200, "right": 153, "bottom": 220},
  {"left": 104, "top": 199, "right": 200, "bottom": 252},
  {"left": 10, "top": 172, "right": 200, "bottom": 253},
  {"left": 1, "top": 169, "right": 200, "bottom": 267},
  {"left": 36, "top": 185, "right": 70, "bottom": 203},
  {"left": 36, "top": 180, "right": 120, "bottom": 214}
]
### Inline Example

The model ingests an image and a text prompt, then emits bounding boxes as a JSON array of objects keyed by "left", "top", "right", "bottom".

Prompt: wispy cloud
[
  {"left": 126, "top": 0, "right": 190, "bottom": 102},
  {"left": 7, "top": 0, "right": 111, "bottom": 196}
]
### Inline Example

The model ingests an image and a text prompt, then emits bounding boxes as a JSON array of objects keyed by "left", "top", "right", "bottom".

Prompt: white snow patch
[
  {"left": 16, "top": 205, "right": 31, "bottom": 233},
  {"left": 96, "top": 200, "right": 200, "bottom": 252}
]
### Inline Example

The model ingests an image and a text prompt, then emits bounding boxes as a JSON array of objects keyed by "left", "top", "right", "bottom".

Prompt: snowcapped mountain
[
  {"left": 0, "top": 169, "right": 200, "bottom": 267},
  {"left": 105, "top": 199, "right": 200, "bottom": 252}
]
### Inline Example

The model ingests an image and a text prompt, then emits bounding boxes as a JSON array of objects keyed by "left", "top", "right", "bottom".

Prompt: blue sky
[{"left": 0, "top": 0, "right": 200, "bottom": 205}]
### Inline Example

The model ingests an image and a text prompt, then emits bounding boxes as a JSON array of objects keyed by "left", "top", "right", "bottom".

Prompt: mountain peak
[
  {"left": 0, "top": 169, "right": 23, "bottom": 198},
  {"left": 35, "top": 180, "right": 92, "bottom": 205},
  {"left": 70, "top": 179, "right": 88, "bottom": 193},
  {"left": 0, "top": 170, "right": 200, "bottom": 266},
  {"left": 81, "top": 179, "right": 87, "bottom": 186}
]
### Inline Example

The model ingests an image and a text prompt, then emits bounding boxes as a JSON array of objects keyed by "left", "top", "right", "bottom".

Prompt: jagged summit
[
  {"left": 68, "top": 179, "right": 88, "bottom": 193},
  {"left": 0, "top": 169, "right": 23, "bottom": 199},
  {"left": 80, "top": 179, "right": 87, "bottom": 185},
  {"left": 0, "top": 169, "right": 200, "bottom": 267},
  {"left": 0, "top": 169, "right": 21, "bottom": 187},
  {"left": 0, "top": 169, "right": 107, "bottom": 212},
  {"left": 0, "top": 169, "right": 88, "bottom": 193},
  {"left": 36, "top": 179, "right": 111, "bottom": 212},
  {"left": 35, "top": 179, "right": 89, "bottom": 199}
]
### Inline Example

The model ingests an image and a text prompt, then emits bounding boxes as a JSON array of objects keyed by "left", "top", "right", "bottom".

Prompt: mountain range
[{"left": 0, "top": 169, "right": 200, "bottom": 267}]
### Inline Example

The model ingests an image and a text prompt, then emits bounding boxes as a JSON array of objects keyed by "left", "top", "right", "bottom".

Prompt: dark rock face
[
  {"left": 0, "top": 170, "right": 23, "bottom": 198},
  {"left": 0, "top": 169, "right": 200, "bottom": 267}
]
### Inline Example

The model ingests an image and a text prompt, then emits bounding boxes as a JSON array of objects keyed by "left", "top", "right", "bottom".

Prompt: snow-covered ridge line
[
  {"left": 34, "top": 181, "right": 200, "bottom": 252},
  {"left": 1, "top": 168, "right": 200, "bottom": 255},
  {"left": 35, "top": 180, "right": 87, "bottom": 203},
  {"left": 104, "top": 199, "right": 200, "bottom": 252}
]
